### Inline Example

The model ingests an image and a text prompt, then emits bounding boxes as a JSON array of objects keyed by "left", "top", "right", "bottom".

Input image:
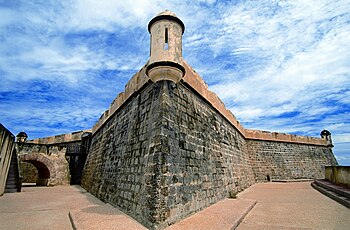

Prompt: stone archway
[{"left": 20, "top": 153, "right": 57, "bottom": 186}]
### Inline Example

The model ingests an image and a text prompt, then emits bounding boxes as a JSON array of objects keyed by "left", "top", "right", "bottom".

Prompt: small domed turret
[
  {"left": 146, "top": 10, "right": 185, "bottom": 83},
  {"left": 320, "top": 130, "right": 333, "bottom": 147},
  {"left": 16, "top": 131, "right": 28, "bottom": 143}
]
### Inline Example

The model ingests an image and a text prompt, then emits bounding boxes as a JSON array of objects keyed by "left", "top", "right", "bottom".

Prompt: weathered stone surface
[
  {"left": 82, "top": 81, "right": 256, "bottom": 229},
  {"left": 20, "top": 161, "right": 38, "bottom": 183},
  {"left": 162, "top": 81, "right": 256, "bottom": 227},
  {"left": 325, "top": 166, "right": 350, "bottom": 188},
  {"left": 81, "top": 79, "right": 338, "bottom": 229},
  {"left": 17, "top": 143, "right": 70, "bottom": 186},
  {"left": 246, "top": 140, "right": 337, "bottom": 182},
  {"left": 82, "top": 81, "right": 163, "bottom": 229}
]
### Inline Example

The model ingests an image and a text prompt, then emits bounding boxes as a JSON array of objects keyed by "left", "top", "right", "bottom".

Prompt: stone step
[
  {"left": 6, "top": 181, "right": 16, "bottom": 186},
  {"left": 312, "top": 182, "right": 350, "bottom": 209},
  {"left": 7, "top": 173, "right": 15, "bottom": 178},
  {"left": 5, "top": 183, "right": 17, "bottom": 188},
  {"left": 6, "top": 176, "right": 16, "bottom": 181},
  {"left": 314, "top": 179, "right": 350, "bottom": 199},
  {"left": 4, "top": 188, "right": 17, "bottom": 193}
]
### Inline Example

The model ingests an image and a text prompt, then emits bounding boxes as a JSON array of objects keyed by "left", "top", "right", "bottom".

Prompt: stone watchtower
[
  {"left": 146, "top": 10, "right": 185, "bottom": 83},
  {"left": 321, "top": 129, "right": 333, "bottom": 147},
  {"left": 16, "top": 131, "right": 28, "bottom": 143}
]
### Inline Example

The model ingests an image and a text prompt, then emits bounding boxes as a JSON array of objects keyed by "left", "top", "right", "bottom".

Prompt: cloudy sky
[{"left": 0, "top": 0, "right": 349, "bottom": 165}]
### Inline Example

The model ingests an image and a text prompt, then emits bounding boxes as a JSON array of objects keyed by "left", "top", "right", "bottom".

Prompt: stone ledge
[
  {"left": 314, "top": 179, "right": 350, "bottom": 199},
  {"left": 312, "top": 180, "right": 350, "bottom": 209},
  {"left": 26, "top": 130, "right": 90, "bottom": 145},
  {"left": 244, "top": 129, "right": 327, "bottom": 146},
  {"left": 271, "top": 179, "right": 314, "bottom": 183}
]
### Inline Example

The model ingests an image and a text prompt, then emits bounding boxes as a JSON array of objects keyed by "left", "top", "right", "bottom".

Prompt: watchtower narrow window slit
[{"left": 164, "top": 28, "right": 169, "bottom": 50}]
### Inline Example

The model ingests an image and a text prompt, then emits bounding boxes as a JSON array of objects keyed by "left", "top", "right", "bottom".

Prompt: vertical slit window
[
  {"left": 164, "top": 28, "right": 169, "bottom": 50},
  {"left": 150, "top": 34, "right": 152, "bottom": 56}
]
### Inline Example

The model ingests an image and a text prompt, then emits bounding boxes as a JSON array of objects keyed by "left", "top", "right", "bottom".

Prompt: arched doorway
[
  {"left": 20, "top": 153, "right": 56, "bottom": 186},
  {"left": 23, "top": 160, "right": 50, "bottom": 186}
]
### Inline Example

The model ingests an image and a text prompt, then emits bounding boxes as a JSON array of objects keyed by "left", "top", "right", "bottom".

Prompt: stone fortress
[{"left": 0, "top": 10, "right": 338, "bottom": 230}]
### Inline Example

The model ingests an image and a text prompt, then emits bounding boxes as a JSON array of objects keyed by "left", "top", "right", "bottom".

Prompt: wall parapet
[
  {"left": 26, "top": 130, "right": 90, "bottom": 145},
  {"left": 325, "top": 166, "right": 350, "bottom": 188},
  {"left": 244, "top": 129, "right": 328, "bottom": 146}
]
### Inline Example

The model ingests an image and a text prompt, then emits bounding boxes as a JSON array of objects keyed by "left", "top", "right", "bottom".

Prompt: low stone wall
[
  {"left": 325, "top": 166, "right": 350, "bottom": 188},
  {"left": 26, "top": 130, "right": 88, "bottom": 145},
  {"left": 0, "top": 124, "right": 16, "bottom": 196},
  {"left": 247, "top": 140, "right": 337, "bottom": 181}
]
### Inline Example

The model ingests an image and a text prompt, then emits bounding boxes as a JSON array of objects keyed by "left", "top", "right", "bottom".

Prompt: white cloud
[{"left": 207, "top": 1, "right": 350, "bottom": 126}]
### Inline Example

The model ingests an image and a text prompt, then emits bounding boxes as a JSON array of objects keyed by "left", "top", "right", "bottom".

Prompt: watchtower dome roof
[
  {"left": 16, "top": 131, "right": 28, "bottom": 138},
  {"left": 321, "top": 130, "right": 331, "bottom": 136},
  {"left": 148, "top": 10, "right": 185, "bottom": 34},
  {"left": 157, "top": 10, "right": 178, "bottom": 17}
]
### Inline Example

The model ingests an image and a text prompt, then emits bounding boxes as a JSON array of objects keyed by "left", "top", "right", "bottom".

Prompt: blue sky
[{"left": 0, "top": 0, "right": 349, "bottom": 165}]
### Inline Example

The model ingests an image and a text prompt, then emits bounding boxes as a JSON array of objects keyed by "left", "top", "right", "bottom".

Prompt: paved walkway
[
  {"left": 0, "top": 185, "right": 146, "bottom": 230},
  {"left": 237, "top": 182, "right": 350, "bottom": 230},
  {"left": 0, "top": 182, "right": 349, "bottom": 229}
]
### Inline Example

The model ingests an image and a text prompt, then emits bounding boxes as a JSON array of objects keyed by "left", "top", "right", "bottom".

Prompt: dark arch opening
[
  {"left": 24, "top": 160, "right": 50, "bottom": 186},
  {"left": 267, "top": 175, "right": 271, "bottom": 182}
]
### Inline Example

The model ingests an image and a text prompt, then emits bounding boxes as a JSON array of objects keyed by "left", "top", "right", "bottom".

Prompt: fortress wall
[
  {"left": 81, "top": 80, "right": 256, "bottom": 229},
  {"left": 246, "top": 139, "right": 338, "bottom": 182},
  {"left": 81, "top": 77, "right": 337, "bottom": 230},
  {"left": 162, "top": 81, "right": 256, "bottom": 226},
  {"left": 81, "top": 81, "right": 165, "bottom": 228}
]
